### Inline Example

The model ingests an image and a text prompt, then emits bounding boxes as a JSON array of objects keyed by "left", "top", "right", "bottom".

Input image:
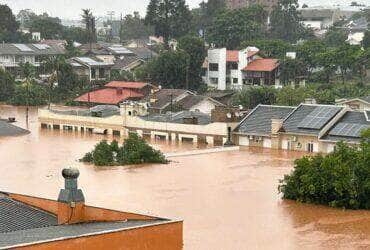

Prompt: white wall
[{"left": 207, "top": 48, "right": 226, "bottom": 90}]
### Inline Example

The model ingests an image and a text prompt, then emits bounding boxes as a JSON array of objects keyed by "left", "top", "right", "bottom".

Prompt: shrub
[
  {"left": 80, "top": 134, "right": 168, "bottom": 166},
  {"left": 279, "top": 129, "right": 370, "bottom": 209}
]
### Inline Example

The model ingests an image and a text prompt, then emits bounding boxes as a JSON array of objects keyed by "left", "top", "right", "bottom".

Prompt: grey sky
[{"left": 1, "top": 0, "right": 368, "bottom": 19}]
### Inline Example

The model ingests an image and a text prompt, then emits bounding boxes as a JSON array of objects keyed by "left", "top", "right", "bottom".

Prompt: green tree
[
  {"left": 231, "top": 86, "right": 277, "bottom": 109},
  {"left": 81, "top": 9, "right": 97, "bottom": 51},
  {"left": 208, "top": 5, "right": 267, "bottom": 49},
  {"left": 0, "top": 68, "right": 16, "bottom": 102},
  {"left": 29, "top": 14, "right": 63, "bottom": 39},
  {"left": 276, "top": 86, "right": 306, "bottom": 106},
  {"left": 178, "top": 35, "right": 206, "bottom": 90},
  {"left": 145, "top": 0, "right": 192, "bottom": 45},
  {"left": 0, "top": 4, "right": 29, "bottom": 42},
  {"left": 9, "top": 82, "right": 48, "bottom": 106},
  {"left": 279, "top": 58, "right": 307, "bottom": 85},
  {"left": 363, "top": 31, "right": 370, "bottom": 49},
  {"left": 279, "top": 130, "right": 370, "bottom": 209},
  {"left": 323, "top": 28, "right": 347, "bottom": 47},
  {"left": 270, "top": 0, "right": 306, "bottom": 42},
  {"left": 120, "top": 12, "right": 153, "bottom": 41},
  {"left": 296, "top": 40, "right": 326, "bottom": 76},
  {"left": 240, "top": 39, "right": 291, "bottom": 58}
]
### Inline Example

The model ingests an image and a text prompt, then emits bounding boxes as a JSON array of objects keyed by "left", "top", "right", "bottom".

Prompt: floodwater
[{"left": 1, "top": 105, "right": 370, "bottom": 250}]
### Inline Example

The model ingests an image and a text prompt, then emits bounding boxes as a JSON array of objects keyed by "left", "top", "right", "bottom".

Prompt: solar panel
[
  {"left": 298, "top": 106, "right": 340, "bottom": 129},
  {"left": 32, "top": 44, "right": 50, "bottom": 50},
  {"left": 13, "top": 44, "right": 33, "bottom": 52},
  {"left": 329, "top": 122, "right": 369, "bottom": 137}
]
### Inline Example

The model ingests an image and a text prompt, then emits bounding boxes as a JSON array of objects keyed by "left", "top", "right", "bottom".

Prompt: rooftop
[
  {"left": 149, "top": 89, "right": 191, "bottom": 110},
  {"left": 75, "top": 88, "right": 143, "bottom": 105},
  {"left": 226, "top": 50, "right": 259, "bottom": 62},
  {"left": 242, "top": 59, "right": 279, "bottom": 72},
  {"left": 0, "top": 43, "right": 65, "bottom": 56},
  {"left": 0, "top": 120, "right": 29, "bottom": 136},
  {"left": 105, "top": 81, "right": 148, "bottom": 89},
  {"left": 142, "top": 111, "right": 212, "bottom": 125}
]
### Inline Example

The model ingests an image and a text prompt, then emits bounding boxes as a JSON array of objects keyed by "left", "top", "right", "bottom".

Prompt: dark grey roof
[
  {"left": 283, "top": 104, "right": 342, "bottom": 136},
  {"left": 0, "top": 44, "right": 65, "bottom": 56},
  {"left": 321, "top": 111, "right": 370, "bottom": 142},
  {"left": 0, "top": 120, "right": 29, "bottom": 136},
  {"left": 0, "top": 197, "right": 57, "bottom": 234},
  {"left": 236, "top": 105, "right": 295, "bottom": 135},
  {"left": 127, "top": 47, "right": 158, "bottom": 60},
  {"left": 141, "top": 111, "right": 211, "bottom": 125},
  {"left": 112, "top": 56, "right": 143, "bottom": 70},
  {"left": 300, "top": 9, "right": 336, "bottom": 19},
  {"left": 176, "top": 95, "right": 209, "bottom": 110},
  {"left": 205, "top": 91, "right": 235, "bottom": 106},
  {"left": 0, "top": 219, "right": 167, "bottom": 249},
  {"left": 149, "top": 89, "right": 190, "bottom": 110}
]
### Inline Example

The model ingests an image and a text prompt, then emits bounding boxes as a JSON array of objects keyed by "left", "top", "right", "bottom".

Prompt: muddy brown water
[{"left": 1, "top": 105, "right": 370, "bottom": 250}]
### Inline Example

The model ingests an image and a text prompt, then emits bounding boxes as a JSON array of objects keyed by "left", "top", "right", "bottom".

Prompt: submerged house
[{"left": 234, "top": 103, "right": 369, "bottom": 153}]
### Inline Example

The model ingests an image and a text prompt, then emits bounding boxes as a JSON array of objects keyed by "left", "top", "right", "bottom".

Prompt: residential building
[
  {"left": 202, "top": 47, "right": 280, "bottom": 90},
  {"left": 68, "top": 57, "right": 114, "bottom": 81},
  {"left": 0, "top": 168, "right": 182, "bottom": 249},
  {"left": 148, "top": 89, "right": 225, "bottom": 114},
  {"left": 0, "top": 43, "right": 65, "bottom": 77},
  {"left": 300, "top": 8, "right": 355, "bottom": 30},
  {"left": 74, "top": 81, "right": 152, "bottom": 106},
  {"left": 233, "top": 103, "right": 369, "bottom": 153},
  {"left": 336, "top": 96, "right": 370, "bottom": 111},
  {"left": 226, "top": 0, "right": 278, "bottom": 13},
  {"left": 112, "top": 56, "right": 145, "bottom": 73}
]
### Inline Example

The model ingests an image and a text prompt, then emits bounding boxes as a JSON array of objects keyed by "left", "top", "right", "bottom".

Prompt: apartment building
[
  {"left": 202, "top": 47, "right": 280, "bottom": 90},
  {"left": 233, "top": 103, "right": 370, "bottom": 153}
]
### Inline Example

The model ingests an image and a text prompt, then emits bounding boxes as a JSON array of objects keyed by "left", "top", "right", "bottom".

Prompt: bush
[
  {"left": 279, "top": 129, "right": 370, "bottom": 209},
  {"left": 80, "top": 134, "right": 168, "bottom": 166}
]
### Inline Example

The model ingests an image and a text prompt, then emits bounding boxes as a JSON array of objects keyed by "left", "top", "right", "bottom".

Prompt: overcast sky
[{"left": 1, "top": 0, "right": 368, "bottom": 19}]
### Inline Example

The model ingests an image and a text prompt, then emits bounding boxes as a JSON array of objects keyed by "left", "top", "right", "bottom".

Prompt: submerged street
[{"left": 1, "top": 105, "right": 370, "bottom": 249}]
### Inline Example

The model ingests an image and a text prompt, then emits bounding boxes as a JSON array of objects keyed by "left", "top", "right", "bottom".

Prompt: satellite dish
[{"left": 226, "top": 113, "right": 232, "bottom": 118}]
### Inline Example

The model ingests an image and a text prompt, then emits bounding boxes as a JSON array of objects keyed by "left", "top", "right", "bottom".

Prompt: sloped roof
[
  {"left": 0, "top": 120, "right": 29, "bottom": 136},
  {"left": 105, "top": 81, "right": 148, "bottom": 89},
  {"left": 242, "top": 59, "right": 279, "bottom": 72},
  {"left": 149, "top": 89, "right": 191, "bottom": 110},
  {"left": 0, "top": 43, "right": 65, "bottom": 56},
  {"left": 75, "top": 88, "right": 143, "bottom": 105},
  {"left": 112, "top": 56, "right": 143, "bottom": 70},
  {"left": 176, "top": 95, "right": 223, "bottom": 110},
  {"left": 235, "top": 105, "right": 295, "bottom": 135},
  {"left": 226, "top": 50, "right": 259, "bottom": 62},
  {"left": 283, "top": 104, "right": 343, "bottom": 136}
]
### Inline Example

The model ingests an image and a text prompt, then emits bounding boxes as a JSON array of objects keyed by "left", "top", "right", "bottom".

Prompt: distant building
[
  {"left": 147, "top": 89, "right": 225, "bottom": 114},
  {"left": 202, "top": 47, "right": 280, "bottom": 90},
  {"left": 234, "top": 103, "right": 370, "bottom": 153},
  {"left": 68, "top": 57, "right": 114, "bottom": 81},
  {"left": 226, "top": 0, "right": 278, "bottom": 13},
  {"left": 74, "top": 81, "right": 152, "bottom": 106},
  {"left": 336, "top": 96, "right": 370, "bottom": 111},
  {"left": 0, "top": 43, "right": 65, "bottom": 78},
  {"left": 0, "top": 168, "right": 182, "bottom": 249}
]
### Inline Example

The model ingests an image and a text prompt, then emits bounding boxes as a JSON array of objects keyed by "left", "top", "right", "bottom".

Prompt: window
[
  {"left": 99, "top": 68, "right": 105, "bottom": 78},
  {"left": 91, "top": 68, "right": 96, "bottom": 79},
  {"left": 209, "top": 63, "right": 219, "bottom": 71},
  {"left": 229, "top": 62, "right": 238, "bottom": 70},
  {"left": 210, "top": 78, "right": 218, "bottom": 84},
  {"left": 307, "top": 142, "right": 314, "bottom": 152},
  {"left": 233, "top": 78, "right": 238, "bottom": 84}
]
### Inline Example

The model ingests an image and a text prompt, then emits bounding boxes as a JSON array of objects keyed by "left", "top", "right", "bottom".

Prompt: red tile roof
[
  {"left": 105, "top": 81, "right": 148, "bottom": 89},
  {"left": 74, "top": 88, "right": 143, "bottom": 105},
  {"left": 226, "top": 50, "right": 259, "bottom": 62},
  {"left": 226, "top": 50, "right": 239, "bottom": 62},
  {"left": 242, "top": 59, "right": 279, "bottom": 72}
]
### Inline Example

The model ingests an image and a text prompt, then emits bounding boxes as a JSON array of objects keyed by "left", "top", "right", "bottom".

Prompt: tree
[
  {"left": 145, "top": 0, "right": 192, "bottom": 45},
  {"left": 17, "top": 9, "right": 37, "bottom": 29},
  {"left": 195, "top": 0, "right": 226, "bottom": 39},
  {"left": 136, "top": 50, "right": 189, "bottom": 89},
  {"left": 0, "top": 68, "right": 16, "bottom": 102},
  {"left": 208, "top": 5, "right": 267, "bottom": 49},
  {"left": 363, "top": 31, "right": 370, "bottom": 49},
  {"left": 279, "top": 58, "right": 307, "bottom": 85},
  {"left": 279, "top": 130, "right": 370, "bottom": 210},
  {"left": 81, "top": 9, "right": 97, "bottom": 51},
  {"left": 0, "top": 4, "right": 28, "bottom": 42},
  {"left": 120, "top": 12, "right": 152, "bottom": 41},
  {"left": 29, "top": 13, "right": 63, "bottom": 39},
  {"left": 178, "top": 35, "right": 206, "bottom": 90},
  {"left": 270, "top": 0, "right": 306, "bottom": 42},
  {"left": 276, "top": 86, "right": 306, "bottom": 106},
  {"left": 231, "top": 86, "right": 277, "bottom": 109},
  {"left": 296, "top": 40, "right": 326, "bottom": 76},
  {"left": 323, "top": 28, "right": 347, "bottom": 47},
  {"left": 240, "top": 39, "right": 291, "bottom": 58}
]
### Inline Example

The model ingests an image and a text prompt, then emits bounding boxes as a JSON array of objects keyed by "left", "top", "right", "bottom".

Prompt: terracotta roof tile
[
  {"left": 226, "top": 50, "right": 239, "bottom": 62},
  {"left": 105, "top": 81, "right": 148, "bottom": 89},
  {"left": 242, "top": 59, "right": 279, "bottom": 72},
  {"left": 75, "top": 88, "right": 143, "bottom": 105}
]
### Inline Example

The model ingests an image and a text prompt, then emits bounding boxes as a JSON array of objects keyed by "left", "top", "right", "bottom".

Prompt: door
[
  {"left": 263, "top": 138, "right": 272, "bottom": 148},
  {"left": 239, "top": 136, "right": 249, "bottom": 146}
]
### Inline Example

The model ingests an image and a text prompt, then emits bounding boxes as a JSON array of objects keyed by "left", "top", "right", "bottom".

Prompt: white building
[{"left": 202, "top": 47, "right": 280, "bottom": 90}]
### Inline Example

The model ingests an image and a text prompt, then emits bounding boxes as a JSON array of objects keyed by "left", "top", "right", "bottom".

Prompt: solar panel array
[
  {"left": 298, "top": 106, "right": 340, "bottom": 130},
  {"left": 329, "top": 123, "right": 369, "bottom": 137},
  {"left": 32, "top": 44, "right": 50, "bottom": 50},
  {"left": 13, "top": 44, "right": 33, "bottom": 52}
]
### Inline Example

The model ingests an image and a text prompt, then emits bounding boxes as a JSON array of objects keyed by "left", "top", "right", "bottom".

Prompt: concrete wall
[{"left": 207, "top": 48, "right": 227, "bottom": 90}]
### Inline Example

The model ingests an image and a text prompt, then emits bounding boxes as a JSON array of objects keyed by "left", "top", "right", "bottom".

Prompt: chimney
[
  {"left": 271, "top": 119, "right": 283, "bottom": 135},
  {"left": 57, "top": 168, "right": 85, "bottom": 224}
]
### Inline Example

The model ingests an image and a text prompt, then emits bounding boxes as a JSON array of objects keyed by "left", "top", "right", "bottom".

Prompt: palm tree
[{"left": 81, "top": 9, "right": 96, "bottom": 52}]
